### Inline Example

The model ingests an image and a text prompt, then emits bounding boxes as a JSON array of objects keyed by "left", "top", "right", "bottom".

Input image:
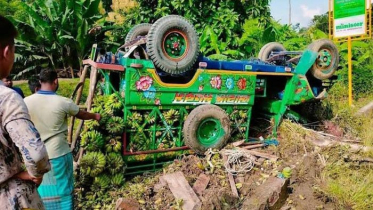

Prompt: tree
[
  {"left": 0, "top": 0, "right": 32, "bottom": 22},
  {"left": 13, "top": 0, "right": 103, "bottom": 78},
  {"left": 312, "top": 12, "right": 329, "bottom": 34}
]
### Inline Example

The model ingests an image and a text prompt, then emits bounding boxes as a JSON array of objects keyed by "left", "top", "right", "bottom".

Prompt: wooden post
[
  {"left": 77, "top": 66, "right": 98, "bottom": 164},
  {"left": 68, "top": 65, "right": 88, "bottom": 145},
  {"left": 71, "top": 120, "right": 84, "bottom": 151},
  {"left": 86, "top": 66, "right": 98, "bottom": 111}
]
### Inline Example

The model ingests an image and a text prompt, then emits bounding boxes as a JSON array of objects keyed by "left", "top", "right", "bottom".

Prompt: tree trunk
[{"left": 69, "top": 66, "right": 75, "bottom": 79}]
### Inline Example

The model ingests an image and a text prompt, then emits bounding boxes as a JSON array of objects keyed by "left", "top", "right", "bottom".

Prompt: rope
[{"left": 222, "top": 149, "right": 256, "bottom": 175}]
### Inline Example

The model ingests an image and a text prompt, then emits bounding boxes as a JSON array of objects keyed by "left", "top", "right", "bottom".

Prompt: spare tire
[
  {"left": 125, "top": 23, "right": 152, "bottom": 51},
  {"left": 125, "top": 23, "right": 152, "bottom": 42},
  {"left": 258, "top": 42, "right": 286, "bottom": 61},
  {"left": 147, "top": 15, "right": 199, "bottom": 74},
  {"left": 183, "top": 105, "right": 230, "bottom": 155},
  {"left": 307, "top": 39, "right": 339, "bottom": 80}
]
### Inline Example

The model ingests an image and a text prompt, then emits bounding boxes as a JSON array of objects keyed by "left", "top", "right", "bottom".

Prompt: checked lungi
[{"left": 38, "top": 153, "right": 74, "bottom": 210}]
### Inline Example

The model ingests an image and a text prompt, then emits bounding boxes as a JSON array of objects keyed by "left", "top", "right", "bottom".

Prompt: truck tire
[
  {"left": 183, "top": 105, "right": 230, "bottom": 155},
  {"left": 308, "top": 39, "right": 339, "bottom": 80},
  {"left": 147, "top": 15, "right": 199, "bottom": 75},
  {"left": 125, "top": 23, "right": 152, "bottom": 51},
  {"left": 258, "top": 42, "right": 286, "bottom": 61}
]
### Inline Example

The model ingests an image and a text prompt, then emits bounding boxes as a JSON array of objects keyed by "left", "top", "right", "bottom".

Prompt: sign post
[
  {"left": 329, "top": 0, "right": 371, "bottom": 106},
  {"left": 348, "top": 37, "right": 352, "bottom": 106}
]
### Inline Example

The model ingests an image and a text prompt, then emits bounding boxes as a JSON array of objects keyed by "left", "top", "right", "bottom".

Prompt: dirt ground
[
  {"left": 110, "top": 143, "right": 339, "bottom": 210},
  {"left": 75, "top": 120, "right": 347, "bottom": 210}
]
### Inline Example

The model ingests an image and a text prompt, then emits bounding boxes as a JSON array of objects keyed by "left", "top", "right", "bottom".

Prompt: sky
[
  {"left": 270, "top": 0, "right": 329, "bottom": 28},
  {"left": 270, "top": 0, "right": 373, "bottom": 28}
]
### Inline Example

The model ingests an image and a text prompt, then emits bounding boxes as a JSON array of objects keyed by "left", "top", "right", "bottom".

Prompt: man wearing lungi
[
  {"left": 24, "top": 69, "right": 101, "bottom": 209},
  {"left": 0, "top": 15, "right": 51, "bottom": 209}
]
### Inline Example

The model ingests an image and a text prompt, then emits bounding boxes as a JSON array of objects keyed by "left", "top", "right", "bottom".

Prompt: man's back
[{"left": 24, "top": 91, "right": 79, "bottom": 159}]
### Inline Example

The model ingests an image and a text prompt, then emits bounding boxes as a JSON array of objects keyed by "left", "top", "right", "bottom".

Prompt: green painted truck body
[{"left": 95, "top": 49, "right": 321, "bottom": 174}]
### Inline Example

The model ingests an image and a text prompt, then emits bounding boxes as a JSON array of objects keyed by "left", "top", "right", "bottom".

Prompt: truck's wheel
[
  {"left": 183, "top": 105, "right": 230, "bottom": 155},
  {"left": 258, "top": 42, "right": 286, "bottom": 61},
  {"left": 147, "top": 15, "right": 199, "bottom": 75},
  {"left": 125, "top": 23, "right": 152, "bottom": 51},
  {"left": 308, "top": 39, "right": 339, "bottom": 80}
]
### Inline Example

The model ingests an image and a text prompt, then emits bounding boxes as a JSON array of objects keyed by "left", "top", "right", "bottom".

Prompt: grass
[
  {"left": 279, "top": 119, "right": 373, "bottom": 209},
  {"left": 14, "top": 78, "right": 90, "bottom": 103},
  {"left": 315, "top": 82, "right": 373, "bottom": 147},
  {"left": 321, "top": 146, "right": 373, "bottom": 210},
  {"left": 319, "top": 86, "right": 373, "bottom": 209},
  {"left": 280, "top": 80, "right": 373, "bottom": 209}
]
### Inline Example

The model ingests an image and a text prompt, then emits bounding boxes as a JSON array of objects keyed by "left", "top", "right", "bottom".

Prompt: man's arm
[
  {"left": 65, "top": 97, "right": 100, "bottom": 121},
  {"left": 75, "top": 110, "right": 101, "bottom": 121},
  {"left": 2, "top": 93, "right": 50, "bottom": 178}
]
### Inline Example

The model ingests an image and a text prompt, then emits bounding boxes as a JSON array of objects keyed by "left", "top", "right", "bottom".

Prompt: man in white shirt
[{"left": 24, "top": 69, "right": 101, "bottom": 209}]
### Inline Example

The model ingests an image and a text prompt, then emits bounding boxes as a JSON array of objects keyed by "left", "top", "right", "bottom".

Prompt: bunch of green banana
[
  {"left": 80, "top": 130, "right": 105, "bottom": 151},
  {"left": 81, "top": 175, "right": 93, "bottom": 187},
  {"left": 93, "top": 95, "right": 106, "bottom": 107},
  {"left": 128, "top": 133, "right": 151, "bottom": 152},
  {"left": 80, "top": 151, "right": 106, "bottom": 177},
  {"left": 163, "top": 109, "right": 179, "bottom": 125},
  {"left": 106, "top": 116, "right": 125, "bottom": 134},
  {"left": 110, "top": 173, "right": 125, "bottom": 188},
  {"left": 239, "top": 126, "right": 247, "bottom": 132},
  {"left": 90, "top": 106, "right": 110, "bottom": 127},
  {"left": 90, "top": 106, "right": 104, "bottom": 115},
  {"left": 106, "top": 152, "right": 125, "bottom": 174},
  {"left": 144, "top": 113, "right": 155, "bottom": 124},
  {"left": 157, "top": 136, "right": 177, "bottom": 150},
  {"left": 84, "top": 118, "right": 100, "bottom": 131},
  {"left": 155, "top": 131, "right": 162, "bottom": 137},
  {"left": 92, "top": 174, "right": 111, "bottom": 190},
  {"left": 230, "top": 110, "right": 239, "bottom": 121},
  {"left": 104, "top": 94, "right": 123, "bottom": 115},
  {"left": 105, "top": 136, "right": 122, "bottom": 153},
  {"left": 127, "top": 112, "right": 143, "bottom": 129},
  {"left": 238, "top": 110, "right": 248, "bottom": 120}
]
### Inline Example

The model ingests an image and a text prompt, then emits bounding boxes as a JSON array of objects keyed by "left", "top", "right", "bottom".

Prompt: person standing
[
  {"left": 2, "top": 75, "right": 25, "bottom": 98},
  {"left": 24, "top": 69, "right": 101, "bottom": 209},
  {"left": 0, "top": 15, "right": 51, "bottom": 209}
]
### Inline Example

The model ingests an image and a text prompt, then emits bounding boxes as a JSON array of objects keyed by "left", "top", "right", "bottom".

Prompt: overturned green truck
[{"left": 79, "top": 15, "right": 339, "bottom": 174}]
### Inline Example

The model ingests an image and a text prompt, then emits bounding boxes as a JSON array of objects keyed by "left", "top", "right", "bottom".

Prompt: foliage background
[{"left": 1, "top": 0, "right": 372, "bottom": 99}]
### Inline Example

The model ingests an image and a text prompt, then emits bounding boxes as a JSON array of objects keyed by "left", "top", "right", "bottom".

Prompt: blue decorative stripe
[{"left": 37, "top": 90, "right": 57, "bottom": 95}]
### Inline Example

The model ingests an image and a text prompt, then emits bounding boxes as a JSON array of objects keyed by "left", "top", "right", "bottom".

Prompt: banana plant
[
  {"left": 13, "top": 0, "right": 102, "bottom": 77},
  {"left": 13, "top": 39, "right": 49, "bottom": 79}
]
